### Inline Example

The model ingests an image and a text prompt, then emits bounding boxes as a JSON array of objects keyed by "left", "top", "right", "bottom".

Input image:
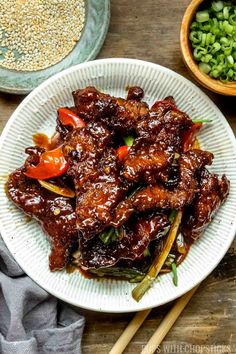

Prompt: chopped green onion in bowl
[{"left": 189, "top": 1, "right": 236, "bottom": 82}]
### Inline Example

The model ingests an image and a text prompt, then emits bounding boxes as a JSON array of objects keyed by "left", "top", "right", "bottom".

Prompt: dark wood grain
[{"left": 0, "top": 1, "right": 235, "bottom": 353}]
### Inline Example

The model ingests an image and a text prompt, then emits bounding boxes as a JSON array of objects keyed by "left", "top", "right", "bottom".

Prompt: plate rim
[{"left": 0, "top": 58, "right": 236, "bottom": 313}]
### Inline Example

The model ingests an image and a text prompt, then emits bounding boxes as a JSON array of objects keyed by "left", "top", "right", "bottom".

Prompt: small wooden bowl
[{"left": 180, "top": 0, "right": 236, "bottom": 96}]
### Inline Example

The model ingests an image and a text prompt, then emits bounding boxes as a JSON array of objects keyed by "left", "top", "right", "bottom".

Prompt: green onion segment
[
  {"left": 90, "top": 267, "right": 145, "bottom": 283},
  {"left": 192, "top": 119, "right": 212, "bottom": 123},
  {"left": 169, "top": 210, "right": 177, "bottom": 224},
  {"left": 99, "top": 227, "right": 117, "bottom": 245},
  {"left": 123, "top": 135, "right": 134, "bottom": 147},
  {"left": 171, "top": 262, "right": 178, "bottom": 286}
]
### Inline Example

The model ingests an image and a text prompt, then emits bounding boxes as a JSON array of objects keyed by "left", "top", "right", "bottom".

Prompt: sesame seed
[{"left": 0, "top": 0, "right": 85, "bottom": 71}]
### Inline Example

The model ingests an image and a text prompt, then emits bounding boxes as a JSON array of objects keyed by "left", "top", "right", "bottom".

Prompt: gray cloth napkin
[{"left": 0, "top": 237, "right": 85, "bottom": 354}]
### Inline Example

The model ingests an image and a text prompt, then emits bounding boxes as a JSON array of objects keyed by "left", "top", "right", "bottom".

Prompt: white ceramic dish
[{"left": 0, "top": 58, "right": 236, "bottom": 313}]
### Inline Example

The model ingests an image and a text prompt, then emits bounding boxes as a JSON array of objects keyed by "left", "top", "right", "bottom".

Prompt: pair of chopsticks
[{"left": 109, "top": 285, "right": 199, "bottom": 354}]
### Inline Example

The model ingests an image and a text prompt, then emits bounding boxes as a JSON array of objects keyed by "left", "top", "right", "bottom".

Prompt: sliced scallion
[
  {"left": 123, "top": 135, "right": 134, "bottom": 147},
  {"left": 196, "top": 10, "right": 210, "bottom": 23},
  {"left": 169, "top": 210, "right": 177, "bottom": 224},
  {"left": 192, "top": 119, "right": 212, "bottom": 123},
  {"left": 223, "top": 20, "right": 233, "bottom": 34},
  {"left": 199, "top": 62, "right": 211, "bottom": 74},
  {"left": 171, "top": 262, "right": 178, "bottom": 286},
  {"left": 99, "top": 227, "right": 117, "bottom": 245},
  {"left": 223, "top": 6, "right": 229, "bottom": 20},
  {"left": 212, "top": 1, "right": 224, "bottom": 12},
  {"left": 143, "top": 247, "right": 151, "bottom": 257},
  {"left": 227, "top": 55, "right": 234, "bottom": 65}
]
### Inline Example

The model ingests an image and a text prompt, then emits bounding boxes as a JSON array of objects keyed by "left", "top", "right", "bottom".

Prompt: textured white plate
[{"left": 0, "top": 58, "right": 236, "bottom": 313}]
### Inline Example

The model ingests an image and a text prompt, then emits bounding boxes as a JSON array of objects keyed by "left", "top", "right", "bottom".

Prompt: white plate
[{"left": 0, "top": 58, "right": 236, "bottom": 313}]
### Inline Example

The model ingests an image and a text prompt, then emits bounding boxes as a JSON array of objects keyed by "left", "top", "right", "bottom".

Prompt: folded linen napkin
[{"left": 0, "top": 236, "right": 85, "bottom": 354}]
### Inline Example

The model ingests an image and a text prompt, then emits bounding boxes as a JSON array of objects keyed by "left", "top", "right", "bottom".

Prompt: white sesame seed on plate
[{"left": 0, "top": 0, "right": 85, "bottom": 71}]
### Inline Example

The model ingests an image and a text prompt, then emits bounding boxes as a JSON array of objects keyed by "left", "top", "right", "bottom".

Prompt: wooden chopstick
[
  {"left": 109, "top": 309, "right": 151, "bottom": 354},
  {"left": 141, "top": 285, "right": 199, "bottom": 354},
  {"left": 109, "top": 285, "right": 199, "bottom": 354}
]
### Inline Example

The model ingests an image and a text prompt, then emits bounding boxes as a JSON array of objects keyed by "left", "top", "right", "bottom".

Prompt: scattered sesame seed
[{"left": 0, "top": 0, "right": 85, "bottom": 71}]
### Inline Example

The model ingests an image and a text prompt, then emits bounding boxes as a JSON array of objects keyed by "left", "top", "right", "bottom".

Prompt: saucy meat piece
[
  {"left": 112, "top": 149, "right": 213, "bottom": 227},
  {"left": 63, "top": 121, "right": 112, "bottom": 187},
  {"left": 79, "top": 213, "right": 169, "bottom": 269},
  {"left": 24, "top": 146, "right": 44, "bottom": 167},
  {"left": 63, "top": 121, "right": 111, "bottom": 159},
  {"left": 162, "top": 96, "right": 176, "bottom": 105},
  {"left": 137, "top": 111, "right": 193, "bottom": 153},
  {"left": 63, "top": 122, "right": 125, "bottom": 239},
  {"left": 181, "top": 169, "right": 230, "bottom": 240},
  {"left": 127, "top": 86, "right": 144, "bottom": 101},
  {"left": 76, "top": 148, "right": 126, "bottom": 238},
  {"left": 151, "top": 96, "right": 178, "bottom": 112},
  {"left": 72, "top": 86, "right": 117, "bottom": 121},
  {"left": 104, "top": 97, "right": 149, "bottom": 133},
  {"left": 6, "top": 166, "right": 77, "bottom": 271},
  {"left": 123, "top": 142, "right": 173, "bottom": 183},
  {"left": 73, "top": 86, "right": 149, "bottom": 133}
]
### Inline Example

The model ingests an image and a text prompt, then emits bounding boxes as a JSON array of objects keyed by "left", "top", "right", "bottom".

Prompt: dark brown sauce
[
  {"left": 4, "top": 181, "right": 9, "bottom": 197},
  {"left": 79, "top": 267, "right": 92, "bottom": 279},
  {"left": 66, "top": 264, "right": 92, "bottom": 279},
  {"left": 65, "top": 264, "right": 77, "bottom": 273},
  {"left": 24, "top": 215, "right": 32, "bottom": 223},
  {"left": 0, "top": 173, "right": 10, "bottom": 184}
]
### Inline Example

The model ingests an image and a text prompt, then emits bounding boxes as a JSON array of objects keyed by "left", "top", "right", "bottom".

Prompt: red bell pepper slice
[
  {"left": 182, "top": 122, "right": 202, "bottom": 152},
  {"left": 24, "top": 147, "right": 69, "bottom": 180},
  {"left": 117, "top": 145, "right": 130, "bottom": 161},
  {"left": 58, "top": 108, "right": 86, "bottom": 128}
]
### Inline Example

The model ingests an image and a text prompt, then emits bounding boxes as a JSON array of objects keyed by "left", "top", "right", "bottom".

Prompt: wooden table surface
[{"left": 0, "top": 1, "right": 235, "bottom": 353}]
